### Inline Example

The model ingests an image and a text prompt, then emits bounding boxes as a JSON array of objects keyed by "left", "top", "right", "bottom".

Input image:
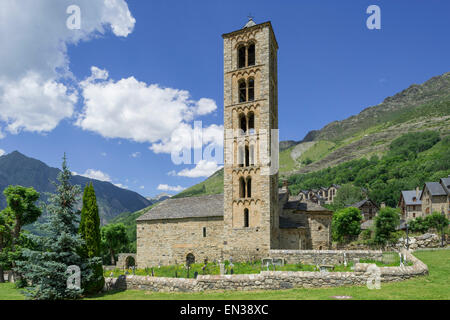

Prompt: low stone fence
[
  {"left": 268, "top": 249, "right": 383, "bottom": 265},
  {"left": 104, "top": 249, "right": 427, "bottom": 293},
  {"left": 332, "top": 233, "right": 447, "bottom": 251}
]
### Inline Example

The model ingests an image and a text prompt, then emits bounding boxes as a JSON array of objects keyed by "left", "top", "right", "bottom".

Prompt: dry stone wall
[
  {"left": 268, "top": 249, "right": 383, "bottom": 265},
  {"left": 104, "top": 249, "right": 427, "bottom": 293}
]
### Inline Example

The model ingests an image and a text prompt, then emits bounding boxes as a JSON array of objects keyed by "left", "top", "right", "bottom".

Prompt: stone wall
[
  {"left": 332, "top": 233, "right": 447, "bottom": 251},
  {"left": 104, "top": 249, "right": 427, "bottom": 293},
  {"left": 268, "top": 249, "right": 383, "bottom": 265},
  {"left": 136, "top": 217, "right": 224, "bottom": 268}
]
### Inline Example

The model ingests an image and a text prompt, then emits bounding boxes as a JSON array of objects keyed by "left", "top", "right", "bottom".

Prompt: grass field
[{"left": 1, "top": 250, "right": 448, "bottom": 300}]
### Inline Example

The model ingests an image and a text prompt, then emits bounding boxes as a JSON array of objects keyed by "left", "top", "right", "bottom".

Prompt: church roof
[
  {"left": 137, "top": 194, "right": 224, "bottom": 222},
  {"left": 283, "top": 200, "right": 332, "bottom": 213},
  {"left": 243, "top": 18, "right": 256, "bottom": 28}
]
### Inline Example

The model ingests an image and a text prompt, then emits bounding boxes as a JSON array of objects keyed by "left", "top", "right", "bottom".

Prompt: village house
[
  {"left": 297, "top": 184, "right": 341, "bottom": 204},
  {"left": 347, "top": 199, "right": 379, "bottom": 222},
  {"left": 420, "top": 176, "right": 450, "bottom": 218},
  {"left": 398, "top": 187, "right": 422, "bottom": 221}
]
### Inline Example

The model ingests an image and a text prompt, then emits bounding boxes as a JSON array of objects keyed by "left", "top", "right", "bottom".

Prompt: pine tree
[
  {"left": 79, "top": 182, "right": 104, "bottom": 293},
  {"left": 16, "top": 154, "right": 100, "bottom": 300}
]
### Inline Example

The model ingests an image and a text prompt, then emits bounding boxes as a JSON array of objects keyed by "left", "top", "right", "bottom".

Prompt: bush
[
  {"left": 374, "top": 207, "right": 401, "bottom": 246},
  {"left": 332, "top": 207, "right": 362, "bottom": 243},
  {"left": 409, "top": 217, "right": 429, "bottom": 233},
  {"left": 360, "top": 229, "right": 372, "bottom": 240}
]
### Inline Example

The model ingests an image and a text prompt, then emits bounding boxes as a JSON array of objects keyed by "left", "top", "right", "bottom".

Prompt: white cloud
[
  {"left": 101, "top": 152, "right": 107, "bottom": 156},
  {"left": 0, "top": 0, "right": 135, "bottom": 136},
  {"left": 114, "top": 183, "right": 128, "bottom": 189},
  {"left": 157, "top": 184, "right": 185, "bottom": 192},
  {"left": 177, "top": 160, "right": 223, "bottom": 178},
  {"left": 167, "top": 170, "right": 177, "bottom": 176},
  {"left": 76, "top": 169, "right": 112, "bottom": 182},
  {"left": 150, "top": 123, "right": 223, "bottom": 155},
  {"left": 0, "top": 149, "right": 5, "bottom": 157},
  {"left": 139, "top": 186, "right": 145, "bottom": 189},
  {"left": 131, "top": 152, "right": 141, "bottom": 158},
  {"left": 195, "top": 98, "right": 217, "bottom": 116},
  {"left": 0, "top": 72, "right": 77, "bottom": 134},
  {"left": 77, "top": 66, "right": 220, "bottom": 155}
]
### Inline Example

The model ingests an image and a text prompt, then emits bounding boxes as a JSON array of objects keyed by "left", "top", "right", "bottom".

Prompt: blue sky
[{"left": 0, "top": 0, "right": 449, "bottom": 197}]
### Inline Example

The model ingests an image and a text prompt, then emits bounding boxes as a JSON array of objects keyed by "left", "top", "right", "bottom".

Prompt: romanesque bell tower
[{"left": 222, "top": 19, "right": 279, "bottom": 260}]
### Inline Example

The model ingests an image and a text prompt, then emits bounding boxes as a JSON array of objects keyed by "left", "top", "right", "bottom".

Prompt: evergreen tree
[
  {"left": 79, "top": 182, "right": 104, "bottom": 293},
  {"left": 16, "top": 155, "right": 100, "bottom": 300}
]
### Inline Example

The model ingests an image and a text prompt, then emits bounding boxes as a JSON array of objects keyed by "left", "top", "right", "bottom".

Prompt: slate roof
[
  {"left": 137, "top": 194, "right": 224, "bottom": 222},
  {"left": 283, "top": 200, "right": 333, "bottom": 213},
  {"left": 401, "top": 190, "right": 422, "bottom": 205},
  {"left": 279, "top": 216, "right": 305, "bottom": 229},
  {"left": 440, "top": 177, "right": 450, "bottom": 195},
  {"left": 424, "top": 182, "right": 446, "bottom": 197},
  {"left": 347, "top": 199, "right": 379, "bottom": 209}
]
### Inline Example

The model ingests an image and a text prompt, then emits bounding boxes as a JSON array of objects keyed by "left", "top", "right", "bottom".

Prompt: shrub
[{"left": 374, "top": 207, "right": 401, "bottom": 246}]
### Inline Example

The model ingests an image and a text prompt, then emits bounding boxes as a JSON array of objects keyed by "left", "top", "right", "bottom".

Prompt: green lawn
[{"left": 1, "top": 250, "right": 449, "bottom": 300}]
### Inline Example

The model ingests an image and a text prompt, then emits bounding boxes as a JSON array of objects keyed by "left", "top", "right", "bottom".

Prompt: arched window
[
  {"left": 239, "top": 80, "right": 247, "bottom": 103},
  {"left": 239, "top": 177, "right": 246, "bottom": 198},
  {"left": 238, "top": 146, "right": 244, "bottom": 167},
  {"left": 239, "top": 113, "right": 246, "bottom": 134},
  {"left": 248, "top": 43, "right": 255, "bottom": 66},
  {"left": 249, "top": 144, "right": 255, "bottom": 166},
  {"left": 245, "top": 146, "right": 250, "bottom": 167},
  {"left": 248, "top": 78, "right": 255, "bottom": 101},
  {"left": 238, "top": 45, "right": 246, "bottom": 69},
  {"left": 244, "top": 208, "right": 249, "bottom": 228},
  {"left": 247, "top": 177, "right": 252, "bottom": 198},
  {"left": 248, "top": 112, "right": 255, "bottom": 134}
]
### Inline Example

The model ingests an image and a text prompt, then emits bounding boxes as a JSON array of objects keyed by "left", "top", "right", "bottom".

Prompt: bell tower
[{"left": 222, "top": 19, "right": 279, "bottom": 260}]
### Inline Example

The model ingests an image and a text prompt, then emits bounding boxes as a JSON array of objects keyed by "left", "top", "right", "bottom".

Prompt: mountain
[
  {"left": 169, "top": 71, "right": 450, "bottom": 198},
  {"left": 146, "top": 193, "right": 172, "bottom": 203},
  {"left": 0, "top": 151, "right": 152, "bottom": 224},
  {"left": 281, "top": 72, "right": 450, "bottom": 174}
]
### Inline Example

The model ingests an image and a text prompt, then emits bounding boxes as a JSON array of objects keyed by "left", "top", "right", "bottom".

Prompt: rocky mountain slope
[
  {"left": 0, "top": 151, "right": 152, "bottom": 224},
  {"left": 173, "top": 71, "right": 450, "bottom": 197}
]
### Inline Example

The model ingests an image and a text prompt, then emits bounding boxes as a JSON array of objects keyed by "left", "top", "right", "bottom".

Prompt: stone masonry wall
[
  {"left": 136, "top": 217, "right": 223, "bottom": 268},
  {"left": 268, "top": 250, "right": 383, "bottom": 265},
  {"left": 104, "top": 249, "right": 427, "bottom": 293}
]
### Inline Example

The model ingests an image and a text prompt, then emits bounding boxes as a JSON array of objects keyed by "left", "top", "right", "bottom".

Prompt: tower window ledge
[
  {"left": 233, "top": 165, "right": 257, "bottom": 172},
  {"left": 226, "top": 98, "right": 265, "bottom": 108},
  {"left": 227, "top": 64, "right": 263, "bottom": 74}
]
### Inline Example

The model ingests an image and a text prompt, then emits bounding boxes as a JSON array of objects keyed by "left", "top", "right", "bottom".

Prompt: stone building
[
  {"left": 347, "top": 199, "right": 379, "bottom": 222},
  {"left": 297, "top": 184, "right": 341, "bottom": 204},
  {"left": 420, "top": 177, "right": 450, "bottom": 218},
  {"left": 136, "top": 19, "right": 333, "bottom": 268},
  {"left": 398, "top": 187, "right": 422, "bottom": 221}
]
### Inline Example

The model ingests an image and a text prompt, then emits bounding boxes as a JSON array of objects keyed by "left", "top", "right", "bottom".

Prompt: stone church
[{"left": 136, "top": 20, "right": 333, "bottom": 268}]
